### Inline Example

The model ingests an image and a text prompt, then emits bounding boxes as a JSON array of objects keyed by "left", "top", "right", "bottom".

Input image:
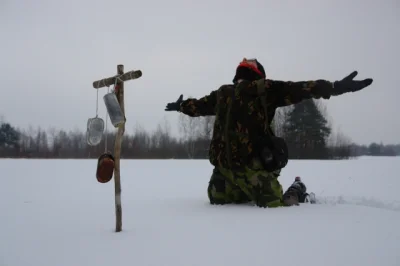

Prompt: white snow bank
[{"left": 1, "top": 157, "right": 399, "bottom": 266}]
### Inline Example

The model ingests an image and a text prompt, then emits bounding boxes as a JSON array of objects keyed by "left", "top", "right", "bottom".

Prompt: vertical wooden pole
[
  {"left": 113, "top": 64, "right": 125, "bottom": 232},
  {"left": 92, "top": 66, "right": 142, "bottom": 232}
]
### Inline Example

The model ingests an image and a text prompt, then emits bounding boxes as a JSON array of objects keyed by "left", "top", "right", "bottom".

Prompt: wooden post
[
  {"left": 92, "top": 65, "right": 142, "bottom": 232},
  {"left": 113, "top": 64, "right": 124, "bottom": 232}
]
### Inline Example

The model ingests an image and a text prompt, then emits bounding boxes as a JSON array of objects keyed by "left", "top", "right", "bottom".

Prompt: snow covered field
[{"left": 2, "top": 156, "right": 400, "bottom": 266}]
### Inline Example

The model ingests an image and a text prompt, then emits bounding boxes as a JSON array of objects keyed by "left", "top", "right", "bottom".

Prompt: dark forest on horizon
[{"left": 0, "top": 99, "right": 398, "bottom": 159}]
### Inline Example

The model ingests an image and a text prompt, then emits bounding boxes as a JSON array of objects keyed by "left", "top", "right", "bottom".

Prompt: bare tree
[
  {"left": 35, "top": 127, "right": 50, "bottom": 157},
  {"left": 151, "top": 120, "right": 171, "bottom": 157},
  {"left": 129, "top": 122, "right": 151, "bottom": 158},
  {"left": 272, "top": 106, "right": 291, "bottom": 138},
  {"left": 328, "top": 127, "right": 353, "bottom": 159},
  {"left": 178, "top": 113, "right": 202, "bottom": 158},
  {"left": 200, "top": 116, "right": 215, "bottom": 140}
]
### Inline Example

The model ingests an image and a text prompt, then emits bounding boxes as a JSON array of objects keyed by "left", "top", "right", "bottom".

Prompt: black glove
[
  {"left": 332, "top": 71, "right": 373, "bottom": 96},
  {"left": 165, "top": 94, "right": 183, "bottom": 111}
]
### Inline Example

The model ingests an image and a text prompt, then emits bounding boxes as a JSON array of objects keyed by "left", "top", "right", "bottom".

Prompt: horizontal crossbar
[{"left": 92, "top": 70, "right": 142, "bottom": 89}]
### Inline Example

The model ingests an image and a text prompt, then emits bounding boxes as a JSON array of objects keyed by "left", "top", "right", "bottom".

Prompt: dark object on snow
[
  {"left": 283, "top": 179, "right": 316, "bottom": 206},
  {"left": 96, "top": 152, "right": 115, "bottom": 183}
]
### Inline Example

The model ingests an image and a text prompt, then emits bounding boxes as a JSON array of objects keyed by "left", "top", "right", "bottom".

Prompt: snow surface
[{"left": 1, "top": 156, "right": 400, "bottom": 266}]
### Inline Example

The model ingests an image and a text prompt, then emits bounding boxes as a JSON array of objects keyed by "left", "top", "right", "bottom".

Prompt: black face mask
[{"left": 233, "top": 66, "right": 264, "bottom": 83}]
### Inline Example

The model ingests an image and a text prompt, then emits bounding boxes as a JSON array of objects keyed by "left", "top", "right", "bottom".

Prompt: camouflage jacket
[{"left": 179, "top": 79, "right": 334, "bottom": 169}]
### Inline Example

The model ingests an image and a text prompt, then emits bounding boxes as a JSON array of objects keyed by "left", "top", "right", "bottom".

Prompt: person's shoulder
[
  {"left": 218, "top": 84, "right": 235, "bottom": 90},
  {"left": 214, "top": 84, "right": 235, "bottom": 96}
]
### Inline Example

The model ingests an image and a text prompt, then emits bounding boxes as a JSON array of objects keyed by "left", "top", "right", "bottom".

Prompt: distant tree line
[
  {"left": 349, "top": 142, "right": 400, "bottom": 157},
  {"left": 0, "top": 99, "right": 398, "bottom": 159}
]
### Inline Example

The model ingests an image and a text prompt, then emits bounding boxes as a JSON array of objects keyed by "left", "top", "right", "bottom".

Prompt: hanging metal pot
[
  {"left": 86, "top": 116, "right": 104, "bottom": 146},
  {"left": 103, "top": 92, "right": 125, "bottom": 128}
]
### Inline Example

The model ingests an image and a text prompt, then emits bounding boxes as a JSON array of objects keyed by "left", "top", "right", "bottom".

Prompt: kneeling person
[{"left": 164, "top": 58, "right": 373, "bottom": 208}]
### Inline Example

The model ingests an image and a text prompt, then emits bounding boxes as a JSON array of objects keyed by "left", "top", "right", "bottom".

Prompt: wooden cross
[{"left": 92, "top": 64, "right": 142, "bottom": 232}]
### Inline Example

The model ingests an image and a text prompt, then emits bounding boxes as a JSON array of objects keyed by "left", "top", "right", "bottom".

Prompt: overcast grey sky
[{"left": 1, "top": 0, "right": 399, "bottom": 145}]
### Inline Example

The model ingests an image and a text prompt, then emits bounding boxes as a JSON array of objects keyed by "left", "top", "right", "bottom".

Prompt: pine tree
[
  {"left": 0, "top": 123, "right": 19, "bottom": 149},
  {"left": 283, "top": 99, "right": 331, "bottom": 159}
]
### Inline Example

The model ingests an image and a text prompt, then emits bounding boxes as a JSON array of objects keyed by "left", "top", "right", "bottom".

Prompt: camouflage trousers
[{"left": 207, "top": 159, "right": 285, "bottom": 208}]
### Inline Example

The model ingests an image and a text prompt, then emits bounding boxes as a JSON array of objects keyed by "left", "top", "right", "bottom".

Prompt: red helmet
[{"left": 295, "top": 176, "right": 301, "bottom": 182}]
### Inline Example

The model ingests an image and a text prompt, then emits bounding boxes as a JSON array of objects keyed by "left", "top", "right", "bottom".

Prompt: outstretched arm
[
  {"left": 165, "top": 90, "right": 218, "bottom": 117},
  {"left": 179, "top": 90, "right": 218, "bottom": 117},
  {"left": 267, "top": 71, "right": 373, "bottom": 107},
  {"left": 268, "top": 79, "right": 333, "bottom": 107}
]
